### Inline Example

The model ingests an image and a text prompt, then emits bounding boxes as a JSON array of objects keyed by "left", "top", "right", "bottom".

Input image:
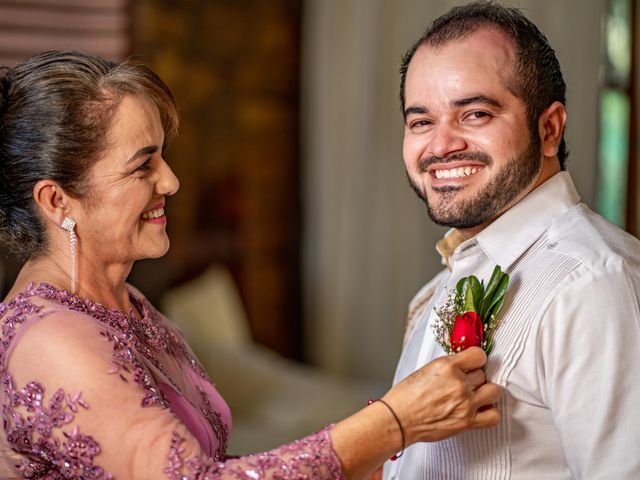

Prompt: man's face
[{"left": 403, "top": 28, "right": 543, "bottom": 234}]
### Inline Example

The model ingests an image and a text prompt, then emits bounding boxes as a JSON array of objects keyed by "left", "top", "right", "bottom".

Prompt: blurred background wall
[
  {"left": 0, "top": 0, "right": 637, "bottom": 452},
  {"left": 301, "top": 0, "right": 634, "bottom": 383}
]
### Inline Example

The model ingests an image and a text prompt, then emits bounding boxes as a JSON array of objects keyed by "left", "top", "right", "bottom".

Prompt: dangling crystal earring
[{"left": 61, "top": 217, "right": 77, "bottom": 294}]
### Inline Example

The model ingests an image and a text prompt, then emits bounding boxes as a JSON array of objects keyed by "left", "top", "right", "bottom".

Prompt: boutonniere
[{"left": 432, "top": 265, "right": 509, "bottom": 355}]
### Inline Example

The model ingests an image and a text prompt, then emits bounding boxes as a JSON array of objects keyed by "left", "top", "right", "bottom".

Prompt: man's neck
[{"left": 458, "top": 159, "right": 561, "bottom": 240}]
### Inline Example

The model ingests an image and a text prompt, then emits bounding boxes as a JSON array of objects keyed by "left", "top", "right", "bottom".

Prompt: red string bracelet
[{"left": 368, "top": 398, "right": 405, "bottom": 460}]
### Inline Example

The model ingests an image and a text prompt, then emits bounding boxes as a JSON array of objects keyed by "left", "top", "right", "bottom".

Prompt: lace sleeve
[
  {"left": 165, "top": 427, "right": 345, "bottom": 479},
  {"left": 0, "top": 301, "right": 345, "bottom": 479}
]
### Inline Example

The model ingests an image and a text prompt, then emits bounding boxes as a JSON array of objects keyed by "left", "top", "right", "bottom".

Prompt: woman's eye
[{"left": 136, "top": 159, "right": 152, "bottom": 172}]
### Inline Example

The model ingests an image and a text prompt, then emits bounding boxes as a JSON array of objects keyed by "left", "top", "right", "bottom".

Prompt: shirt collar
[
  {"left": 436, "top": 229, "right": 466, "bottom": 270},
  {"left": 475, "top": 171, "right": 581, "bottom": 269},
  {"left": 438, "top": 172, "right": 581, "bottom": 270}
]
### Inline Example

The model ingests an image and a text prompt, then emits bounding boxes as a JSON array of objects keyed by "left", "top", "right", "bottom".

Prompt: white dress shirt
[{"left": 384, "top": 172, "right": 640, "bottom": 479}]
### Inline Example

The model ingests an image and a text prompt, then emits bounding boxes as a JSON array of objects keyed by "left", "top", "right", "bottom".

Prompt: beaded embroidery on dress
[
  {"left": 0, "top": 283, "right": 345, "bottom": 479},
  {"left": 0, "top": 285, "right": 113, "bottom": 478}
]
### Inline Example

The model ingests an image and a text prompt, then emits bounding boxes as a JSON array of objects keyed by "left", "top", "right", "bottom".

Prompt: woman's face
[{"left": 72, "top": 94, "right": 180, "bottom": 266}]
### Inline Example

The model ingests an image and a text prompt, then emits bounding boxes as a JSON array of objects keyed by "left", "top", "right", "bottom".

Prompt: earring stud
[
  {"left": 61, "top": 217, "right": 75, "bottom": 232},
  {"left": 61, "top": 216, "right": 77, "bottom": 294}
]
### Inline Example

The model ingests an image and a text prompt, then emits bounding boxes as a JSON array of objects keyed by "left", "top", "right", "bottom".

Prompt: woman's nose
[{"left": 156, "top": 159, "right": 180, "bottom": 195}]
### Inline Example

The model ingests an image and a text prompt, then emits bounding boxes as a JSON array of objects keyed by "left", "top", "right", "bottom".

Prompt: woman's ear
[
  {"left": 539, "top": 101, "right": 567, "bottom": 158},
  {"left": 32, "top": 180, "right": 72, "bottom": 227}
]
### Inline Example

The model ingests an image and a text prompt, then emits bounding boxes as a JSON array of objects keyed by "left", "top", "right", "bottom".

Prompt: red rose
[{"left": 450, "top": 311, "right": 484, "bottom": 351}]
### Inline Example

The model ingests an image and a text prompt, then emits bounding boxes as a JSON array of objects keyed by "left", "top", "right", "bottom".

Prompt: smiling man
[{"left": 384, "top": 2, "right": 640, "bottom": 479}]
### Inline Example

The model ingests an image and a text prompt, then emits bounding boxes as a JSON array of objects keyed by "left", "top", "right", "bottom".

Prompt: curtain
[{"left": 0, "top": 0, "right": 130, "bottom": 67}]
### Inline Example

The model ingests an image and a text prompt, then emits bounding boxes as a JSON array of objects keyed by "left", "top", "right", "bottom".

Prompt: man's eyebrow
[
  {"left": 403, "top": 95, "right": 502, "bottom": 119},
  {"left": 126, "top": 145, "right": 158, "bottom": 164},
  {"left": 452, "top": 95, "right": 503, "bottom": 109},
  {"left": 403, "top": 106, "right": 429, "bottom": 118}
]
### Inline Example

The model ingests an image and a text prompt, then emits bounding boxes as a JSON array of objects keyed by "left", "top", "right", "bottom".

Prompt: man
[{"left": 384, "top": 2, "right": 640, "bottom": 479}]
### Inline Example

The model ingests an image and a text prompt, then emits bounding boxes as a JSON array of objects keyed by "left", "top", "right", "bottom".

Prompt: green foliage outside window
[{"left": 596, "top": 0, "right": 631, "bottom": 227}]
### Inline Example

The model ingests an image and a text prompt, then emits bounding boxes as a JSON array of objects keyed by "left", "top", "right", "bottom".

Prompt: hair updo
[
  {"left": 0, "top": 50, "right": 178, "bottom": 259},
  {"left": 0, "top": 68, "right": 13, "bottom": 119}
]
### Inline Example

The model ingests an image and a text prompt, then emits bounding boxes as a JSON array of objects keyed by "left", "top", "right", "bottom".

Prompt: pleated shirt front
[{"left": 384, "top": 172, "right": 640, "bottom": 480}]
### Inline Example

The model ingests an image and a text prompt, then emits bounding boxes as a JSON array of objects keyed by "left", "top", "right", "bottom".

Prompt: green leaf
[
  {"left": 479, "top": 296, "right": 489, "bottom": 322},
  {"left": 486, "top": 294, "right": 506, "bottom": 321},
  {"left": 482, "top": 266, "right": 503, "bottom": 305},
  {"left": 461, "top": 275, "right": 482, "bottom": 312},
  {"left": 456, "top": 277, "right": 469, "bottom": 297},
  {"left": 464, "top": 280, "right": 476, "bottom": 311},
  {"left": 479, "top": 266, "right": 503, "bottom": 318},
  {"left": 484, "top": 274, "right": 509, "bottom": 319},
  {"left": 469, "top": 275, "right": 482, "bottom": 311},
  {"left": 493, "top": 274, "right": 509, "bottom": 303},
  {"left": 484, "top": 336, "right": 493, "bottom": 355}
]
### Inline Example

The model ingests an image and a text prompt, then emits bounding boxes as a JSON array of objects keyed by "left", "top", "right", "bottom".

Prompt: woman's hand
[
  {"left": 331, "top": 347, "right": 500, "bottom": 479},
  {"left": 382, "top": 346, "right": 501, "bottom": 445}
]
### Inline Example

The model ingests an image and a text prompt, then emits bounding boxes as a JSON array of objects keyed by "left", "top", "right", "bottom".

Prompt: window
[
  {"left": 0, "top": 0, "right": 130, "bottom": 67},
  {"left": 596, "top": 0, "right": 638, "bottom": 235}
]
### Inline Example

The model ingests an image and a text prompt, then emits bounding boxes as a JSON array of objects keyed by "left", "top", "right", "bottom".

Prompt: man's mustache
[{"left": 418, "top": 152, "right": 492, "bottom": 173}]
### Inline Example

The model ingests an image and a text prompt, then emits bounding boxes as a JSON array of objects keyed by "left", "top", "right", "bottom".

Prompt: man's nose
[{"left": 427, "top": 122, "right": 467, "bottom": 158}]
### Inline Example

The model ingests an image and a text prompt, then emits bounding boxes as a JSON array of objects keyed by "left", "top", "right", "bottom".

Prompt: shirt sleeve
[
  {"left": 538, "top": 265, "right": 640, "bottom": 478},
  {"left": 3, "top": 308, "right": 345, "bottom": 479}
]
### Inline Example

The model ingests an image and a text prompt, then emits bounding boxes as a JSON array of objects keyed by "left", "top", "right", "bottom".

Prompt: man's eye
[
  {"left": 467, "top": 111, "right": 490, "bottom": 120},
  {"left": 410, "top": 120, "right": 433, "bottom": 130}
]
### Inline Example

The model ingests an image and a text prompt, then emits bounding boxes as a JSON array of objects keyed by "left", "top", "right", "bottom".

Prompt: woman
[{"left": 0, "top": 51, "right": 500, "bottom": 479}]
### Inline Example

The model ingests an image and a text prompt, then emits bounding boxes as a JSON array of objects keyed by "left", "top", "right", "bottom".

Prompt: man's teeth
[
  {"left": 141, "top": 207, "right": 164, "bottom": 219},
  {"left": 434, "top": 166, "right": 480, "bottom": 179}
]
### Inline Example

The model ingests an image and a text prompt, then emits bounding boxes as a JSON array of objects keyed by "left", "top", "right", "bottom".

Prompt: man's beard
[{"left": 408, "top": 138, "right": 542, "bottom": 230}]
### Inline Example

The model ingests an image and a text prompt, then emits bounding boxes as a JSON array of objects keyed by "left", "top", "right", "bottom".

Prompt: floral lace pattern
[
  {"left": 28, "top": 284, "right": 219, "bottom": 424},
  {"left": 198, "top": 386, "right": 229, "bottom": 461},
  {"left": 31, "top": 283, "right": 210, "bottom": 388},
  {"left": 0, "top": 283, "right": 346, "bottom": 479},
  {"left": 99, "top": 328, "right": 169, "bottom": 409},
  {"left": 165, "top": 427, "right": 345, "bottom": 480},
  {"left": 0, "top": 285, "right": 115, "bottom": 478},
  {"left": 2, "top": 378, "right": 112, "bottom": 479},
  {"left": 0, "top": 283, "right": 226, "bottom": 477}
]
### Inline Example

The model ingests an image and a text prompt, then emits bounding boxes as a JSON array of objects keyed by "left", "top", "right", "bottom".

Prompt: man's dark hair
[{"left": 400, "top": 1, "right": 568, "bottom": 169}]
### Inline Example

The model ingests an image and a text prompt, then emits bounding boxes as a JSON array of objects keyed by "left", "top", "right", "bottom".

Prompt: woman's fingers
[
  {"left": 387, "top": 349, "right": 502, "bottom": 445},
  {"left": 472, "top": 383, "right": 501, "bottom": 409},
  {"left": 471, "top": 404, "right": 501, "bottom": 428},
  {"left": 465, "top": 368, "right": 485, "bottom": 390},
  {"left": 449, "top": 346, "right": 487, "bottom": 371},
  {"left": 447, "top": 383, "right": 501, "bottom": 433}
]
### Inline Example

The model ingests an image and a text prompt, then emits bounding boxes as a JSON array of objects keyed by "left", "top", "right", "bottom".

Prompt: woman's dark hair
[
  {"left": 399, "top": 1, "right": 568, "bottom": 169},
  {"left": 0, "top": 50, "right": 178, "bottom": 259}
]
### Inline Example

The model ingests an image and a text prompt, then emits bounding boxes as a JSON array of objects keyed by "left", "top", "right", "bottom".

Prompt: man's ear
[
  {"left": 539, "top": 101, "right": 567, "bottom": 158},
  {"left": 32, "top": 180, "right": 72, "bottom": 227}
]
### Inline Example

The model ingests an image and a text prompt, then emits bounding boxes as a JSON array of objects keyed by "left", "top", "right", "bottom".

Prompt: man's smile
[{"left": 433, "top": 165, "right": 484, "bottom": 179}]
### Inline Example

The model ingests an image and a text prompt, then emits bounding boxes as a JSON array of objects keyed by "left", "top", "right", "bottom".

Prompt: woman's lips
[{"left": 141, "top": 204, "right": 166, "bottom": 223}]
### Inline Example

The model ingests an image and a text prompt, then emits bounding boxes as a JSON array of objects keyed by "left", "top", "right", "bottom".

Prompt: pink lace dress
[{"left": 0, "top": 283, "right": 345, "bottom": 479}]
